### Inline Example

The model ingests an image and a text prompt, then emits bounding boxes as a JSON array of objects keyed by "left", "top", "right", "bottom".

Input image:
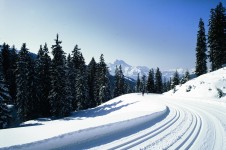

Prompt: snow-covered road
[
  {"left": 1, "top": 94, "right": 226, "bottom": 150},
  {"left": 88, "top": 96, "right": 226, "bottom": 150}
]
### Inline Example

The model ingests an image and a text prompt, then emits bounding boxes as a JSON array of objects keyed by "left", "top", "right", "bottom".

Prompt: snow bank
[
  {"left": 0, "top": 94, "right": 166, "bottom": 149},
  {"left": 165, "top": 68, "right": 226, "bottom": 101}
]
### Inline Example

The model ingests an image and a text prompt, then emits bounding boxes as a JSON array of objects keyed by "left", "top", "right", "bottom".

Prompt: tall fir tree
[
  {"left": 195, "top": 18, "right": 207, "bottom": 76},
  {"left": 155, "top": 67, "right": 162, "bottom": 94},
  {"left": 113, "top": 65, "right": 125, "bottom": 97},
  {"left": 146, "top": 69, "right": 155, "bottom": 93},
  {"left": 87, "top": 57, "right": 97, "bottom": 108},
  {"left": 49, "top": 34, "right": 71, "bottom": 117},
  {"left": 171, "top": 70, "right": 180, "bottom": 89},
  {"left": 136, "top": 73, "right": 141, "bottom": 92},
  {"left": 8, "top": 45, "right": 18, "bottom": 103},
  {"left": 1, "top": 43, "right": 10, "bottom": 84},
  {"left": 96, "top": 54, "right": 111, "bottom": 105},
  {"left": 75, "top": 53, "right": 89, "bottom": 110},
  {"left": 208, "top": 2, "right": 226, "bottom": 71},
  {"left": 35, "top": 44, "right": 51, "bottom": 117},
  {"left": 16, "top": 43, "right": 34, "bottom": 122},
  {"left": 141, "top": 75, "right": 146, "bottom": 93},
  {"left": 0, "top": 51, "right": 11, "bottom": 129}
]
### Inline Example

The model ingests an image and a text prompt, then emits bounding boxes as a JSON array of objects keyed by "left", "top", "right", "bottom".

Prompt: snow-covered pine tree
[
  {"left": 171, "top": 70, "right": 180, "bottom": 89},
  {"left": 8, "top": 45, "right": 18, "bottom": 104},
  {"left": 35, "top": 44, "right": 51, "bottom": 117},
  {"left": 141, "top": 75, "right": 146, "bottom": 93},
  {"left": 195, "top": 18, "right": 207, "bottom": 76},
  {"left": 27, "top": 52, "right": 39, "bottom": 119},
  {"left": 136, "top": 73, "right": 141, "bottom": 92},
  {"left": 75, "top": 54, "right": 89, "bottom": 110},
  {"left": 146, "top": 69, "right": 155, "bottom": 93},
  {"left": 113, "top": 65, "right": 120, "bottom": 97},
  {"left": 87, "top": 57, "right": 97, "bottom": 108},
  {"left": 70, "top": 45, "right": 82, "bottom": 110},
  {"left": 16, "top": 43, "right": 33, "bottom": 122},
  {"left": 0, "top": 51, "right": 11, "bottom": 129},
  {"left": 184, "top": 70, "right": 190, "bottom": 82},
  {"left": 155, "top": 67, "right": 162, "bottom": 94},
  {"left": 97, "top": 54, "right": 111, "bottom": 104},
  {"left": 208, "top": 2, "right": 226, "bottom": 71},
  {"left": 1, "top": 43, "right": 12, "bottom": 104},
  {"left": 118, "top": 65, "right": 125, "bottom": 95},
  {"left": 113, "top": 65, "right": 125, "bottom": 97},
  {"left": 49, "top": 34, "right": 71, "bottom": 117}
]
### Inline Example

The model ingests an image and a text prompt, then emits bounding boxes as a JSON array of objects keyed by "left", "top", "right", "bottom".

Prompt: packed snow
[{"left": 1, "top": 68, "right": 226, "bottom": 149}]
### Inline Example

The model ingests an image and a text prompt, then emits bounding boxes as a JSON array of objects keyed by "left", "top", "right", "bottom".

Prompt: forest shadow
[{"left": 63, "top": 100, "right": 138, "bottom": 121}]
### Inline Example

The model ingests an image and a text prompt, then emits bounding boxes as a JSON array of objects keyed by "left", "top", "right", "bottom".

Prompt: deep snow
[{"left": 1, "top": 68, "right": 226, "bottom": 149}]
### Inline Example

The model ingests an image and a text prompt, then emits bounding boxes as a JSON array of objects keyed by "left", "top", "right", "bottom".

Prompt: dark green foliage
[
  {"left": 75, "top": 54, "right": 89, "bottom": 110},
  {"left": 171, "top": 70, "right": 180, "bottom": 89},
  {"left": 181, "top": 70, "right": 190, "bottom": 84},
  {"left": 113, "top": 65, "right": 125, "bottom": 97},
  {"left": 208, "top": 2, "right": 226, "bottom": 71},
  {"left": 195, "top": 18, "right": 207, "bottom": 76},
  {"left": 1, "top": 43, "right": 17, "bottom": 104},
  {"left": 87, "top": 57, "right": 97, "bottom": 108},
  {"left": 49, "top": 34, "right": 71, "bottom": 117},
  {"left": 0, "top": 52, "right": 11, "bottom": 129},
  {"left": 16, "top": 43, "right": 35, "bottom": 122},
  {"left": 155, "top": 67, "right": 162, "bottom": 94},
  {"left": 8, "top": 46, "right": 18, "bottom": 103},
  {"left": 136, "top": 73, "right": 141, "bottom": 92},
  {"left": 141, "top": 75, "right": 146, "bottom": 93},
  {"left": 35, "top": 44, "right": 51, "bottom": 117},
  {"left": 95, "top": 54, "right": 111, "bottom": 105},
  {"left": 146, "top": 69, "right": 155, "bottom": 93}
]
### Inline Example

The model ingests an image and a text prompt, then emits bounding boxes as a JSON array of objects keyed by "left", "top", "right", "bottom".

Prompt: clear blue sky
[{"left": 0, "top": 0, "right": 225, "bottom": 70}]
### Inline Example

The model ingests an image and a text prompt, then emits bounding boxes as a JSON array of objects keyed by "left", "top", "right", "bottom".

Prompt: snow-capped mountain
[{"left": 108, "top": 59, "right": 192, "bottom": 81}]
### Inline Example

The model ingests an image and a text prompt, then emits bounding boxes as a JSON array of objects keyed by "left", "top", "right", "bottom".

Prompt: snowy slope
[
  {"left": 1, "top": 68, "right": 226, "bottom": 149},
  {"left": 165, "top": 67, "right": 226, "bottom": 100},
  {"left": 108, "top": 59, "right": 192, "bottom": 80},
  {"left": 0, "top": 94, "right": 166, "bottom": 149}
]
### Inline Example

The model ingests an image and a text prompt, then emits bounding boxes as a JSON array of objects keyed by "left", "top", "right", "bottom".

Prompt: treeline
[
  {"left": 135, "top": 68, "right": 190, "bottom": 94},
  {"left": 0, "top": 34, "right": 134, "bottom": 129},
  {"left": 195, "top": 2, "right": 226, "bottom": 76}
]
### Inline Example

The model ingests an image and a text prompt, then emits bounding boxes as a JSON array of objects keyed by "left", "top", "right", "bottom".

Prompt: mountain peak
[{"left": 113, "top": 59, "right": 131, "bottom": 67}]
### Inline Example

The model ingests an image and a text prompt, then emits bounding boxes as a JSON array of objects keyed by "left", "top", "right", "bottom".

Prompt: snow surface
[
  {"left": 1, "top": 68, "right": 226, "bottom": 149},
  {"left": 0, "top": 94, "right": 166, "bottom": 149}
]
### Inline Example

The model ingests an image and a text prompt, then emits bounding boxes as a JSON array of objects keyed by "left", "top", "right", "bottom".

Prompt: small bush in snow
[
  {"left": 217, "top": 88, "right": 223, "bottom": 98},
  {"left": 186, "top": 85, "right": 192, "bottom": 92}
]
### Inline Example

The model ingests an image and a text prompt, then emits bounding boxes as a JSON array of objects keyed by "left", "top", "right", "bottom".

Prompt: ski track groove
[{"left": 106, "top": 107, "right": 180, "bottom": 150}]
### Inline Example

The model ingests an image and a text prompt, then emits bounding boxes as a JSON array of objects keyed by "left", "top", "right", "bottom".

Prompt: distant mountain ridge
[{"left": 108, "top": 59, "right": 193, "bottom": 81}]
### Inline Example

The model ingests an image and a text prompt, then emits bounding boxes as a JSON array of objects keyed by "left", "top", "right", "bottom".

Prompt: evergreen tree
[
  {"left": 16, "top": 43, "right": 34, "bottom": 122},
  {"left": 155, "top": 67, "right": 162, "bottom": 94},
  {"left": 113, "top": 65, "right": 125, "bottom": 97},
  {"left": 75, "top": 54, "right": 89, "bottom": 110},
  {"left": 136, "top": 73, "right": 141, "bottom": 92},
  {"left": 8, "top": 45, "right": 18, "bottom": 103},
  {"left": 0, "top": 52, "right": 11, "bottom": 129},
  {"left": 49, "top": 34, "right": 71, "bottom": 117},
  {"left": 208, "top": 2, "right": 226, "bottom": 70},
  {"left": 184, "top": 70, "right": 190, "bottom": 82},
  {"left": 171, "top": 70, "right": 180, "bottom": 89},
  {"left": 141, "top": 75, "right": 146, "bottom": 93},
  {"left": 1, "top": 43, "right": 10, "bottom": 82},
  {"left": 195, "top": 18, "right": 207, "bottom": 76},
  {"left": 87, "top": 57, "right": 97, "bottom": 108},
  {"left": 36, "top": 44, "right": 51, "bottom": 117},
  {"left": 146, "top": 69, "right": 155, "bottom": 93},
  {"left": 96, "top": 54, "right": 111, "bottom": 104}
]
